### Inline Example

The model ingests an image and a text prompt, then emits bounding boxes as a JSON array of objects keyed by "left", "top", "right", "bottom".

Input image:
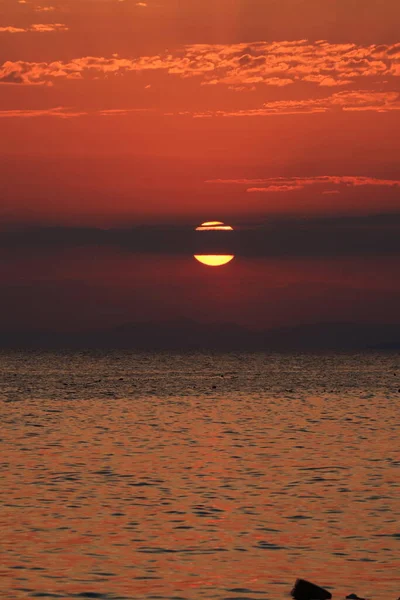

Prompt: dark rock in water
[
  {"left": 291, "top": 579, "right": 332, "bottom": 600},
  {"left": 346, "top": 594, "right": 366, "bottom": 600}
]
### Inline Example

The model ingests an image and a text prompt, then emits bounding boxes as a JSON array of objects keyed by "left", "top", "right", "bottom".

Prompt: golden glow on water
[
  {"left": 194, "top": 254, "right": 235, "bottom": 267},
  {"left": 0, "top": 352, "right": 399, "bottom": 600}
]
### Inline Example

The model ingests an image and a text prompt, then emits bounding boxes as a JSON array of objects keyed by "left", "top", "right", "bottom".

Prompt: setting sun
[
  {"left": 194, "top": 221, "right": 234, "bottom": 266},
  {"left": 194, "top": 254, "right": 235, "bottom": 267},
  {"left": 195, "top": 221, "right": 234, "bottom": 231},
  {"left": 1, "top": 1, "right": 399, "bottom": 597}
]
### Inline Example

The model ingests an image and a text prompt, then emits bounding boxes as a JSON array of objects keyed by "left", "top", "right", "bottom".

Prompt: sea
[{"left": 0, "top": 350, "right": 399, "bottom": 600}]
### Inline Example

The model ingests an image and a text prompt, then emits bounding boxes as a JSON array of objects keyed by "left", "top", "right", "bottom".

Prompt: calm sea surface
[{"left": 0, "top": 351, "right": 399, "bottom": 600}]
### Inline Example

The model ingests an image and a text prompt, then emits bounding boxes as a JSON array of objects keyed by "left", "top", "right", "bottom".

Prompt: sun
[
  {"left": 194, "top": 221, "right": 234, "bottom": 267},
  {"left": 194, "top": 254, "right": 235, "bottom": 266},
  {"left": 195, "top": 221, "right": 233, "bottom": 232}
]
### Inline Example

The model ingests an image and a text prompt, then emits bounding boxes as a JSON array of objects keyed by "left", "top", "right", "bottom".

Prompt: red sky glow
[{"left": 0, "top": 0, "right": 399, "bottom": 339}]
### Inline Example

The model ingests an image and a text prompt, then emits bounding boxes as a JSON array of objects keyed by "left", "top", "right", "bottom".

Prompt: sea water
[{"left": 0, "top": 351, "right": 399, "bottom": 600}]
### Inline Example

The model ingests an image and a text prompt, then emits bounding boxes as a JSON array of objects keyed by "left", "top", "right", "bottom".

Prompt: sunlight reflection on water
[{"left": 0, "top": 351, "right": 399, "bottom": 600}]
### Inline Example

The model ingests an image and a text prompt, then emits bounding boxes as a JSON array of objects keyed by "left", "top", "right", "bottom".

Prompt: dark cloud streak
[{"left": 1, "top": 213, "right": 399, "bottom": 258}]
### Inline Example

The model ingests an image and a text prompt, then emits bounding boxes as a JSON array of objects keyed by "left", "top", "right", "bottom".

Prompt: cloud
[
  {"left": 1, "top": 40, "right": 398, "bottom": 116},
  {"left": 0, "top": 106, "right": 152, "bottom": 118},
  {"left": 171, "top": 40, "right": 398, "bottom": 88},
  {"left": 189, "top": 91, "right": 400, "bottom": 117},
  {"left": 30, "top": 23, "right": 67, "bottom": 32},
  {"left": 1, "top": 40, "right": 399, "bottom": 89},
  {"left": 14, "top": 0, "right": 56, "bottom": 7},
  {"left": 0, "top": 107, "right": 86, "bottom": 118},
  {"left": 97, "top": 108, "right": 152, "bottom": 115},
  {"left": 1, "top": 214, "right": 399, "bottom": 258},
  {"left": 34, "top": 6, "right": 56, "bottom": 11},
  {"left": 249, "top": 184, "right": 303, "bottom": 193},
  {"left": 207, "top": 175, "right": 400, "bottom": 194},
  {"left": 0, "top": 23, "right": 68, "bottom": 33},
  {"left": 0, "top": 27, "right": 27, "bottom": 33},
  {"left": 1, "top": 94, "right": 397, "bottom": 119}
]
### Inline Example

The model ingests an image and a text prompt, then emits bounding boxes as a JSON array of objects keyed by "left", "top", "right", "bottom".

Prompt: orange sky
[
  {"left": 1, "top": 0, "right": 400, "bottom": 223},
  {"left": 0, "top": 0, "right": 399, "bottom": 336}
]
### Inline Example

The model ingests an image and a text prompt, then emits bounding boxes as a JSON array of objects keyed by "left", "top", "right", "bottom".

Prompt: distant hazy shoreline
[{"left": 0, "top": 321, "right": 399, "bottom": 352}]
